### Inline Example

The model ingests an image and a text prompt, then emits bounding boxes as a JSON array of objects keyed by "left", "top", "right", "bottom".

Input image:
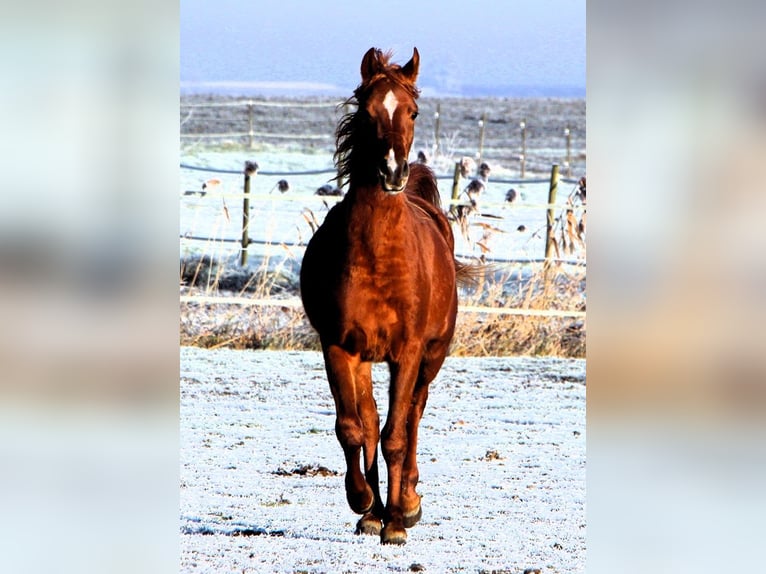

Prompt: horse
[{"left": 300, "top": 47, "right": 466, "bottom": 545}]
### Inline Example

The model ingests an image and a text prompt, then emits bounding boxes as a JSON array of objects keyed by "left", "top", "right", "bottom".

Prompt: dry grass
[
  {"left": 452, "top": 312, "right": 585, "bottom": 357},
  {"left": 449, "top": 262, "right": 585, "bottom": 357},
  {"left": 180, "top": 250, "right": 584, "bottom": 358},
  {"left": 180, "top": 300, "right": 319, "bottom": 351},
  {"left": 180, "top": 249, "right": 320, "bottom": 351}
]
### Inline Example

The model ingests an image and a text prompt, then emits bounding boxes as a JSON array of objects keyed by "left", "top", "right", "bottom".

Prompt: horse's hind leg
[
  {"left": 355, "top": 361, "right": 384, "bottom": 536},
  {"left": 323, "top": 345, "right": 375, "bottom": 516}
]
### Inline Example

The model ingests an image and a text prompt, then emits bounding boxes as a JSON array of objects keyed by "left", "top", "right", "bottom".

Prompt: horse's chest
[
  {"left": 339, "top": 260, "right": 416, "bottom": 360},
  {"left": 343, "top": 262, "right": 409, "bottom": 320}
]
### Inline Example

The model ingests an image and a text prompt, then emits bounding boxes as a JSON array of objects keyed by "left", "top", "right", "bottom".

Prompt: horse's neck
[
  {"left": 345, "top": 183, "right": 397, "bottom": 211},
  {"left": 343, "top": 183, "right": 407, "bottom": 252}
]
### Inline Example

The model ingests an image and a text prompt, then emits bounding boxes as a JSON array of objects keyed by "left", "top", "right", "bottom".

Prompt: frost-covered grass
[
  {"left": 178, "top": 256, "right": 586, "bottom": 357},
  {"left": 180, "top": 348, "right": 586, "bottom": 573}
]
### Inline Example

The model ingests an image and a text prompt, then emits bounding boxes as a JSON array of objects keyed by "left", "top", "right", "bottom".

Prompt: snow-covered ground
[{"left": 180, "top": 347, "right": 586, "bottom": 573}]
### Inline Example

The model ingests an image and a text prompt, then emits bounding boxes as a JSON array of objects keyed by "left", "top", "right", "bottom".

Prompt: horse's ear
[
  {"left": 361, "top": 47, "right": 382, "bottom": 83},
  {"left": 401, "top": 47, "right": 419, "bottom": 83}
]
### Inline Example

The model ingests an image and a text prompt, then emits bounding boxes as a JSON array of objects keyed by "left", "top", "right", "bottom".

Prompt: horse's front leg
[
  {"left": 380, "top": 353, "right": 422, "bottom": 545},
  {"left": 400, "top": 347, "right": 448, "bottom": 530},
  {"left": 400, "top": 381, "right": 429, "bottom": 528},
  {"left": 354, "top": 360, "right": 385, "bottom": 535},
  {"left": 323, "top": 345, "right": 375, "bottom": 515}
]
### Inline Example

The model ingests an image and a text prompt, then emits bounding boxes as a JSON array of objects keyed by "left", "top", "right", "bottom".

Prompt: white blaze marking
[
  {"left": 383, "top": 90, "right": 398, "bottom": 121},
  {"left": 386, "top": 148, "right": 397, "bottom": 174}
]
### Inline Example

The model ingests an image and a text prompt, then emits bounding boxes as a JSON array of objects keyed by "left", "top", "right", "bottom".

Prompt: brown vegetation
[{"left": 179, "top": 252, "right": 585, "bottom": 358}]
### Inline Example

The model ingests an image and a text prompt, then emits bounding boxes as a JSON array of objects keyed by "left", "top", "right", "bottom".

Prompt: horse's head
[{"left": 350, "top": 47, "right": 420, "bottom": 193}]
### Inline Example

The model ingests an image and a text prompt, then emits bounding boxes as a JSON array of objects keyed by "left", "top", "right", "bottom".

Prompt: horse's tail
[
  {"left": 405, "top": 162, "right": 442, "bottom": 209},
  {"left": 455, "top": 259, "right": 491, "bottom": 289}
]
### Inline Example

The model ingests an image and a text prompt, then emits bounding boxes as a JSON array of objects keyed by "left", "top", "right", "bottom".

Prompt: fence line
[
  {"left": 180, "top": 98, "right": 586, "bottom": 178},
  {"left": 181, "top": 163, "right": 337, "bottom": 177},
  {"left": 180, "top": 100, "right": 586, "bottom": 321},
  {"left": 181, "top": 193, "right": 343, "bottom": 205},
  {"left": 180, "top": 161, "right": 586, "bottom": 266},
  {"left": 181, "top": 132, "right": 333, "bottom": 141},
  {"left": 180, "top": 188, "right": 580, "bottom": 211},
  {"left": 178, "top": 233, "right": 585, "bottom": 266},
  {"left": 180, "top": 162, "right": 576, "bottom": 186},
  {"left": 179, "top": 295, "right": 586, "bottom": 319},
  {"left": 181, "top": 100, "right": 342, "bottom": 109},
  {"left": 179, "top": 195, "right": 579, "bottom": 212},
  {"left": 180, "top": 138, "right": 578, "bottom": 171}
]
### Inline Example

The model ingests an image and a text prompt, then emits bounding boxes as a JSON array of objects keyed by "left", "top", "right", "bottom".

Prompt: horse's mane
[
  {"left": 405, "top": 162, "right": 442, "bottom": 209},
  {"left": 334, "top": 50, "right": 421, "bottom": 189}
]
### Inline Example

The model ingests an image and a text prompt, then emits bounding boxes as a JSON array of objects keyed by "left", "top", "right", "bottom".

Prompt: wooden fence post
[
  {"left": 476, "top": 112, "right": 487, "bottom": 167},
  {"left": 544, "top": 164, "right": 560, "bottom": 285},
  {"left": 564, "top": 126, "right": 572, "bottom": 178},
  {"left": 433, "top": 102, "right": 441, "bottom": 158},
  {"left": 520, "top": 119, "right": 527, "bottom": 178},
  {"left": 450, "top": 161, "right": 461, "bottom": 216},
  {"left": 241, "top": 161, "right": 258, "bottom": 267},
  {"left": 248, "top": 100, "right": 255, "bottom": 150}
]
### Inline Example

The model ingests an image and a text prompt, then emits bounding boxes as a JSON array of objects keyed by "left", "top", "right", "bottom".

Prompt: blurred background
[
  {"left": 588, "top": 0, "right": 766, "bottom": 571},
  {"left": 1, "top": 0, "right": 765, "bottom": 572},
  {"left": 0, "top": 1, "right": 179, "bottom": 572}
]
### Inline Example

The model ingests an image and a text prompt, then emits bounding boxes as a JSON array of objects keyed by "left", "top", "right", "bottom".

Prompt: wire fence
[
  {"left": 179, "top": 294, "right": 586, "bottom": 319},
  {"left": 180, "top": 167, "right": 586, "bottom": 318},
  {"left": 180, "top": 96, "right": 586, "bottom": 178},
  {"left": 180, "top": 97, "right": 586, "bottom": 321}
]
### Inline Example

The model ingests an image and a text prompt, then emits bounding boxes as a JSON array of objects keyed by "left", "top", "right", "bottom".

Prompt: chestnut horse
[{"left": 300, "top": 47, "right": 463, "bottom": 545}]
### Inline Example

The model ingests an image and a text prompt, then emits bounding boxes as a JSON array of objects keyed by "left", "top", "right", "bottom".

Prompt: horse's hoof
[
  {"left": 403, "top": 503, "right": 422, "bottom": 528},
  {"left": 347, "top": 484, "right": 375, "bottom": 515},
  {"left": 380, "top": 524, "right": 407, "bottom": 545},
  {"left": 355, "top": 513, "right": 382, "bottom": 536}
]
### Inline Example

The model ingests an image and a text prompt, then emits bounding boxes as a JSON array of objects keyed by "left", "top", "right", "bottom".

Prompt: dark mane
[
  {"left": 334, "top": 50, "right": 421, "bottom": 188},
  {"left": 405, "top": 162, "right": 442, "bottom": 209},
  {"left": 332, "top": 102, "right": 360, "bottom": 186}
]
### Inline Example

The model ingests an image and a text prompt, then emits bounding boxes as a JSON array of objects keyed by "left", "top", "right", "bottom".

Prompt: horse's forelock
[{"left": 357, "top": 52, "right": 419, "bottom": 100}]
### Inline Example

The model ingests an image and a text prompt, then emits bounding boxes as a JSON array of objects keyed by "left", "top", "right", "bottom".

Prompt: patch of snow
[{"left": 181, "top": 348, "right": 585, "bottom": 573}]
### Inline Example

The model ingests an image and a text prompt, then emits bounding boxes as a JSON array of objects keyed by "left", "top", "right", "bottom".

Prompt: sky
[{"left": 180, "top": 0, "right": 585, "bottom": 97}]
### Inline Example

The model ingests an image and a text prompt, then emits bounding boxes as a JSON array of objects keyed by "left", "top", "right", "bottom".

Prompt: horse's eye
[{"left": 411, "top": 111, "right": 419, "bottom": 120}]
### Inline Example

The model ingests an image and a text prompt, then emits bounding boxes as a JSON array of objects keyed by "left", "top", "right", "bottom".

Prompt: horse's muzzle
[{"left": 379, "top": 159, "right": 409, "bottom": 193}]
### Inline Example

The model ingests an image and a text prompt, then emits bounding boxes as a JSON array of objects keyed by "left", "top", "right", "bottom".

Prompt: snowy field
[{"left": 180, "top": 347, "right": 586, "bottom": 573}]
